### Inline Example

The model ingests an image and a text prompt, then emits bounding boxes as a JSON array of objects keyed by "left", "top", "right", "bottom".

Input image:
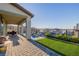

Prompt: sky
[{"left": 20, "top": 3, "right": 79, "bottom": 29}]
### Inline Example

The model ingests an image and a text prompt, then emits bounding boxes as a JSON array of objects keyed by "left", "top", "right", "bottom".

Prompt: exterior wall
[{"left": 74, "top": 30, "right": 79, "bottom": 38}]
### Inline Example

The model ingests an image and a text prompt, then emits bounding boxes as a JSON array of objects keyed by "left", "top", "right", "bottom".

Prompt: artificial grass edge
[{"left": 35, "top": 40, "right": 65, "bottom": 56}]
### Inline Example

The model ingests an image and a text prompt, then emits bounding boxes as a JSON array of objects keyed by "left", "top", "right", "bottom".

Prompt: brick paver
[{"left": 5, "top": 34, "right": 48, "bottom": 56}]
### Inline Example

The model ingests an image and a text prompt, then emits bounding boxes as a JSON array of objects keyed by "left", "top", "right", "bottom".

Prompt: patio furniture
[
  {"left": 11, "top": 31, "right": 16, "bottom": 35},
  {"left": 0, "top": 37, "right": 6, "bottom": 47},
  {"left": 0, "top": 37, "right": 6, "bottom": 44},
  {"left": 0, "top": 37, "right": 7, "bottom": 52},
  {"left": 7, "top": 31, "right": 16, "bottom": 36}
]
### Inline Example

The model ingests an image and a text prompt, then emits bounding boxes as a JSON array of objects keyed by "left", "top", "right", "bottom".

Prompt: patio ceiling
[{"left": 0, "top": 10, "right": 27, "bottom": 25}]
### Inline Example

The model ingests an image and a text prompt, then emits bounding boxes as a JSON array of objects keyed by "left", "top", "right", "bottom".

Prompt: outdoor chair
[
  {"left": 11, "top": 31, "right": 16, "bottom": 35},
  {"left": 7, "top": 31, "right": 16, "bottom": 37},
  {"left": 0, "top": 37, "right": 6, "bottom": 44},
  {"left": 0, "top": 37, "right": 7, "bottom": 52}
]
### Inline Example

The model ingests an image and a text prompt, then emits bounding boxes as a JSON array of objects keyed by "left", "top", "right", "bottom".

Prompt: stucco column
[
  {"left": 3, "top": 23, "right": 7, "bottom": 36},
  {"left": 17, "top": 25, "right": 20, "bottom": 34},
  {"left": 25, "top": 17, "right": 31, "bottom": 39},
  {"left": 2, "top": 18, "right": 7, "bottom": 37},
  {"left": 21, "top": 24, "right": 23, "bottom": 35}
]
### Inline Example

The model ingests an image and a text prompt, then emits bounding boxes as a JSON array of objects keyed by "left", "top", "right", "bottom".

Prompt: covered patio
[{"left": 0, "top": 3, "right": 48, "bottom": 56}]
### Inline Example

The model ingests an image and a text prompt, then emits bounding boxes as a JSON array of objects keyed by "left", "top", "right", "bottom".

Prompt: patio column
[
  {"left": 20, "top": 24, "right": 23, "bottom": 35},
  {"left": 0, "top": 15, "right": 3, "bottom": 36},
  {"left": 21, "top": 24, "right": 23, "bottom": 35},
  {"left": 25, "top": 17, "right": 31, "bottom": 39},
  {"left": 17, "top": 25, "right": 20, "bottom": 34},
  {"left": 3, "top": 22, "right": 7, "bottom": 36}
]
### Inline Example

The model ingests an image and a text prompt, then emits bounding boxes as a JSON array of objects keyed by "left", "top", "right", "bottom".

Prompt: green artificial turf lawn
[{"left": 36, "top": 38, "right": 79, "bottom": 56}]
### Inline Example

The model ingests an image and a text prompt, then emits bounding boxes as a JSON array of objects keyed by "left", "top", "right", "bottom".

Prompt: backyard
[{"left": 36, "top": 38, "right": 79, "bottom": 56}]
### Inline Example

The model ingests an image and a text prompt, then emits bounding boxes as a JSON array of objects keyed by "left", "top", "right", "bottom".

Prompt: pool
[{"left": 31, "top": 36, "right": 45, "bottom": 40}]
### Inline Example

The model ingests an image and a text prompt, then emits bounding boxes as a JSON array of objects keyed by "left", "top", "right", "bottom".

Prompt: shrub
[
  {"left": 46, "top": 32, "right": 79, "bottom": 43},
  {"left": 62, "top": 34, "right": 71, "bottom": 41},
  {"left": 70, "top": 36, "right": 79, "bottom": 43},
  {"left": 62, "top": 34, "right": 66, "bottom": 38},
  {"left": 45, "top": 32, "right": 52, "bottom": 38},
  {"left": 55, "top": 34, "right": 63, "bottom": 39},
  {"left": 45, "top": 32, "right": 50, "bottom": 36},
  {"left": 56, "top": 34, "right": 72, "bottom": 41}
]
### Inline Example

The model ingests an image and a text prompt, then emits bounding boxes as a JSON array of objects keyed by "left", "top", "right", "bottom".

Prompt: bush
[
  {"left": 56, "top": 34, "right": 68, "bottom": 40},
  {"left": 45, "top": 32, "right": 52, "bottom": 38},
  {"left": 62, "top": 34, "right": 71, "bottom": 41},
  {"left": 55, "top": 34, "right": 62, "bottom": 39},
  {"left": 62, "top": 34, "right": 67, "bottom": 39},
  {"left": 45, "top": 32, "right": 79, "bottom": 43},
  {"left": 70, "top": 36, "right": 79, "bottom": 43},
  {"left": 45, "top": 32, "right": 49, "bottom": 35},
  {"left": 56, "top": 34, "right": 72, "bottom": 41}
]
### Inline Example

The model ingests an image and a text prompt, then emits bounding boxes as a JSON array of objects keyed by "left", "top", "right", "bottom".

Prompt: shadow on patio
[{"left": 8, "top": 34, "right": 20, "bottom": 46}]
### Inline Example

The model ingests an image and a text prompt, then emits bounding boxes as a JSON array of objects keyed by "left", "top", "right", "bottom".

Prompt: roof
[
  {"left": 0, "top": 10, "right": 26, "bottom": 25},
  {"left": 10, "top": 3, "right": 34, "bottom": 18}
]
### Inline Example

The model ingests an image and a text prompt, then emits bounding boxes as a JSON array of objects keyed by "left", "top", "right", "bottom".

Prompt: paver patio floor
[{"left": 4, "top": 34, "right": 48, "bottom": 56}]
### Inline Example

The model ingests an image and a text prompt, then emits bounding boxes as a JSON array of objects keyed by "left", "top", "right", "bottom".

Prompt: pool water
[{"left": 31, "top": 36, "right": 45, "bottom": 40}]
